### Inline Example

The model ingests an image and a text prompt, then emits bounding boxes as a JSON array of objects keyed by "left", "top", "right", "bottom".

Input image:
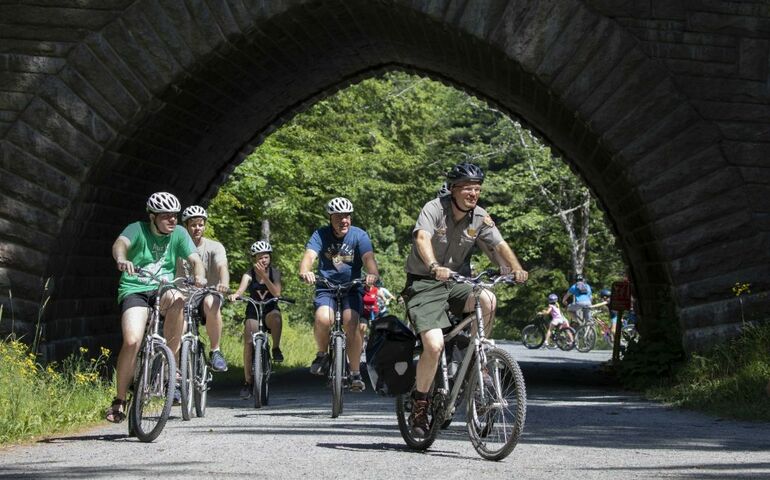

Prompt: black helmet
[{"left": 446, "top": 162, "right": 484, "bottom": 186}]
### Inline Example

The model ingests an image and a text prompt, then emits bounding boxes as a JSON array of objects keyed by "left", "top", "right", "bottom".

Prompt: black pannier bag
[{"left": 365, "top": 314, "right": 416, "bottom": 395}]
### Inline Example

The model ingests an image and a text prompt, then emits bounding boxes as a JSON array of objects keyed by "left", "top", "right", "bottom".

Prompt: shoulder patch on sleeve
[{"left": 483, "top": 215, "right": 495, "bottom": 227}]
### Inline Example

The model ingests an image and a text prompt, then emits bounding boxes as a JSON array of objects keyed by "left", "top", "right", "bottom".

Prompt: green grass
[
  {"left": 0, "top": 341, "right": 114, "bottom": 445},
  {"left": 643, "top": 322, "right": 770, "bottom": 421}
]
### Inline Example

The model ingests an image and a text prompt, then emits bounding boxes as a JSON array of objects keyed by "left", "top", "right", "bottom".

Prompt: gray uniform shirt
[
  {"left": 405, "top": 197, "right": 504, "bottom": 276},
  {"left": 176, "top": 237, "right": 227, "bottom": 287}
]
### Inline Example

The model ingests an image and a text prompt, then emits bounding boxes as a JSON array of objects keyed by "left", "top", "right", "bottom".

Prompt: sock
[{"left": 413, "top": 390, "right": 429, "bottom": 401}]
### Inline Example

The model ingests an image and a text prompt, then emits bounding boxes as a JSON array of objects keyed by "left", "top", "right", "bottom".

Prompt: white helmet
[
  {"left": 146, "top": 192, "right": 181, "bottom": 214},
  {"left": 325, "top": 197, "right": 354, "bottom": 215},
  {"left": 250, "top": 240, "right": 272, "bottom": 255},
  {"left": 181, "top": 205, "right": 207, "bottom": 222}
]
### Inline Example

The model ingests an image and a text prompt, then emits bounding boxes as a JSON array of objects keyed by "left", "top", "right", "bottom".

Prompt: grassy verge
[
  {"left": 0, "top": 340, "right": 114, "bottom": 445},
  {"left": 635, "top": 322, "right": 770, "bottom": 422}
]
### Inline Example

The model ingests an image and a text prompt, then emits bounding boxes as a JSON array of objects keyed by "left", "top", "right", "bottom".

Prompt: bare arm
[
  {"left": 361, "top": 251, "right": 379, "bottom": 286},
  {"left": 299, "top": 249, "right": 318, "bottom": 284},
  {"left": 187, "top": 252, "right": 206, "bottom": 288},
  {"left": 216, "top": 259, "right": 230, "bottom": 293},
  {"left": 228, "top": 273, "right": 252, "bottom": 301},
  {"left": 112, "top": 236, "right": 134, "bottom": 275},
  {"left": 494, "top": 241, "right": 528, "bottom": 282}
]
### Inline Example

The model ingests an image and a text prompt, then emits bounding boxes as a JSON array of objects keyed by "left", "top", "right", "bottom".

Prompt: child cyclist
[
  {"left": 540, "top": 293, "right": 574, "bottom": 347},
  {"left": 228, "top": 240, "right": 284, "bottom": 399}
]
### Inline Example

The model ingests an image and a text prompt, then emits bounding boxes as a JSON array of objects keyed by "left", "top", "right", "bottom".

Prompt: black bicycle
[
  {"left": 397, "top": 271, "right": 527, "bottom": 461},
  {"left": 126, "top": 268, "right": 182, "bottom": 442},
  {"left": 521, "top": 315, "right": 576, "bottom": 351},
  {"left": 179, "top": 287, "right": 220, "bottom": 420},
  {"left": 234, "top": 296, "right": 295, "bottom": 408},
  {"left": 315, "top": 277, "right": 364, "bottom": 418}
]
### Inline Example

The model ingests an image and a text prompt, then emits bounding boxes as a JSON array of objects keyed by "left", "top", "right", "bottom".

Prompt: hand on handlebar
[
  {"left": 193, "top": 275, "right": 207, "bottom": 288},
  {"left": 117, "top": 259, "right": 135, "bottom": 276},
  {"left": 364, "top": 273, "right": 378, "bottom": 286},
  {"left": 299, "top": 271, "right": 316, "bottom": 285},
  {"left": 215, "top": 283, "right": 229, "bottom": 294},
  {"left": 434, "top": 266, "right": 454, "bottom": 282}
]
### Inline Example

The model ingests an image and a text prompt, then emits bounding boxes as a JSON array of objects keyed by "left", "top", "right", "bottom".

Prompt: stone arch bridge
[{"left": 1, "top": 0, "right": 768, "bottom": 359}]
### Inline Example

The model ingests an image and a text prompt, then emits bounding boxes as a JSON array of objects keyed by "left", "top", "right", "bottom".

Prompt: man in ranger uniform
[{"left": 403, "top": 163, "right": 528, "bottom": 437}]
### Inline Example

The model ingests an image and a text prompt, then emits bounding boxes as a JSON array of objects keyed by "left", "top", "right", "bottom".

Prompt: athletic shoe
[
  {"left": 309, "top": 352, "right": 329, "bottom": 376},
  {"left": 210, "top": 350, "right": 228, "bottom": 372},
  {"left": 240, "top": 383, "right": 252, "bottom": 399},
  {"left": 409, "top": 398, "right": 430, "bottom": 437},
  {"left": 349, "top": 373, "right": 365, "bottom": 392},
  {"left": 272, "top": 348, "right": 284, "bottom": 363}
]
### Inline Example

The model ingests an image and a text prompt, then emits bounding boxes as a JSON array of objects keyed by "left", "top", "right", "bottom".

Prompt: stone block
[
  {"left": 739, "top": 38, "right": 769, "bottom": 81},
  {"left": 673, "top": 75, "right": 769, "bottom": 103},
  {"left": 20, "top": 97, "right": 104, "bottom": 164},
  {"left": 663, "top": 58, "right": 737, "bottom": 76},
  {"left": 1, "top": 53, "right": 66, "bottom": 74},
  {"left": 0, "top": 5, "right": 116, "bottom": 29},
  {"left": 646, "top": 167, "right": 744, "bottom": 222},
  {"left": 534, "top": 4, "right": 600, "bottom": 86},
  {"left": 82, "top": 33, "right": 153, "bottom": 106},
  {"left": 584, "top": 0, "right": 650, "bottom": 17},
  {"left": 5, "top": 122, "right": 86, "bottom": 178},
  {"left": 719, "top": 121, "right": 770, "bottom": 142},
  {"left": 689, "top": 12, "right": 770, "bottom": 37},
  {"left": 39, "top": 76, "right": 117, "bottom": 145}
]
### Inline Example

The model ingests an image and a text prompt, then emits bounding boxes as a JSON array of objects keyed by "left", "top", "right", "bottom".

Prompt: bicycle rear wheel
[
  {"left": 330, "top": 335, "right": 345, "bottom": 418},
  {"left": 466, "top": 347, "right": 526, "bottom": 461},
  {"left": 180, "top": 339, "right": 194, "bottom": 420},
  {"left": 130, "top": 343, "right": 176, "bottom": 442},
  {"left": 575, "top": 325, "right": 596, "bottom": 353},
  {"left": 194, "top": 344, "right": 208, "bottom": 417},
  {"left": 252, "top": 337, "right": 265, "bottom": 409},
  {"left": 521, "top": 324, "right": 544, "bottom": 349}
]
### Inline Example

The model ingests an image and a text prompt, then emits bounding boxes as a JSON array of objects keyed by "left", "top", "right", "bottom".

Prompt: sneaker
[
  {"left": 210, "top": 350, "right": 228, "bottom": 372},
  {"left": 309, "top": 352, "right": 329, "bottom": 376},
  {"left": 173, "top": 387, "right": 181, "bottom": 406},
  {"left": 409, "top": 398, "right": 430, "bottom": 437},
  {"left": 349, "top": 373, "right": 365, "bottom": 392},
  {"left": 240, "top": 382, "right": 252, "bottom": 399},
  {"left": 272, "top": 348, "right": 284, "bottom": 363}
]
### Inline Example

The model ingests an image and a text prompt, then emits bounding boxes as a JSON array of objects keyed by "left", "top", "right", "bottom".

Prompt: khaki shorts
[{"left": 404, "top": 277, "right": 473, "bottom": 334}]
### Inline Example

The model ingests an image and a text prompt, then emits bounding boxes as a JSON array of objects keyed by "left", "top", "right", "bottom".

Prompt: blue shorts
[{"left": 314, "top": 289, "right": 362, "bottom": 315}]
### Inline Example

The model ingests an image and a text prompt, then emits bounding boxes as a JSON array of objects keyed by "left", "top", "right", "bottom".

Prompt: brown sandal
[{"left": 105, "top": 397, "right": 127, "bottom": 423}]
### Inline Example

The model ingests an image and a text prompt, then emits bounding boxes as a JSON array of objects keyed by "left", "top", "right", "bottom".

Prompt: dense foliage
[{"left": 208, "top": 71, "right": 625, "bottom": 337}]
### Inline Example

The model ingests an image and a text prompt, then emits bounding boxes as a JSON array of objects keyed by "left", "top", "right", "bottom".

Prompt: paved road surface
[{"left": 1, "top": 343, "right": 768, "bottom": 479}]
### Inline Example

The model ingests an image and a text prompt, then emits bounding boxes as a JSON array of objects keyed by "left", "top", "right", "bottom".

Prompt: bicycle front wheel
[
  {"left": 180, "top": 340, "right": 194, "bottom": 420},
  {"left": 130, "top": 343, "right": 176, "bottom": 442},
  {"left": 194, "top": 343, "right": 208, "bottom": 417},
  {"left": 330, "top": 335, "right": 345, "bottom": 418},
  {"left": 466, "top": 347, "right": 526, "bottom": 461},
  {"left": 252, "top": 337, "right": 265, "bottom": 409},
  {"left": 396, "top": 389, "right": 440, "bottom": 450},
  {"left": 575, "top": 325, "right": 596, "bottom": 353},
  {"left": 521, "top": 324, "right": 544, "bottom": 349},
  {"left": 555, "top": 327, "right": 576, "bottom": 351}
]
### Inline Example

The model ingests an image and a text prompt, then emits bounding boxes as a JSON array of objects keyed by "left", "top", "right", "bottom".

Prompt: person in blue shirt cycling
[
  {"left": 298, "top": 197, "right": 380, "bottom": 392},
  {"left": 562, "top": 273, "right": 593, "bottom": 325}
]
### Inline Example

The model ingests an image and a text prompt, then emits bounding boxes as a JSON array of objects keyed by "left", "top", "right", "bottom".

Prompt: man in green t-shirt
[{"left": 105, "top": 192, "right": 205, "bottom": 423}]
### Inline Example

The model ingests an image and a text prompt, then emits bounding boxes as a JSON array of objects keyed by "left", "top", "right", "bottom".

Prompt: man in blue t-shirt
[
  {"left": 562, "top": 273, "right": 594, "bottom": 324},
  {"left": 299, "top": 197, "right": 380, "bottom": 392}
]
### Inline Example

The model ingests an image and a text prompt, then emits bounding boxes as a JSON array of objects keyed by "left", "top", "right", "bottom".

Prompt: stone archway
[{"left": 1, "top": 0, "right": 767, "bottom": 359}]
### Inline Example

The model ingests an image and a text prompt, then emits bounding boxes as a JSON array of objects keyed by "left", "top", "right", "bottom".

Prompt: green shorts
[{"left": 404, "top": 277, "right": 472, "bottom": 334}]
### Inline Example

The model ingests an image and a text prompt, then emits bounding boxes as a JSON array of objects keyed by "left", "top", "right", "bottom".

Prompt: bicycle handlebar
[
  {"left": 134, "top": 267, "right": 193, "bottom": 289},
  {"left": 449, "top": 270, "right": 519, "bottom": 289},
  {"left": 233, "top": 296, "right": 296, "bottom": 306},
  {"left": 313, "top": 277, "right": 365, "bottom": 292}
]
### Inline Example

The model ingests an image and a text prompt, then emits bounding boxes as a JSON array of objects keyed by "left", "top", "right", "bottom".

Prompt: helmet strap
[{"left": 451, "top": 195, "right": 474, "bottom": 214}]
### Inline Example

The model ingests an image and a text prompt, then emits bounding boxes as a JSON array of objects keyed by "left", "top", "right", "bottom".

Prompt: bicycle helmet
[
  {"left": 576, "top": 273, "right": 584, "bottom": 281},
  {"left": 146, "top": 192, "right": 181, "bottom": 214},
  {"left": 547, "top": 293, "right": 558, "bottom": 304},
  {"left": 250, "top": 240, "right": 272, "bottom": 255},
  {"left": 181, "top": 205, "right": 207, "bottom": 222},
  {"left": 446, "top": 162, "right": 484, "bottom": 186},
  {"left": 326, "top": 197, "right": 354, "bottom": 215},
  {"left": 437, "top": 182, "right": 451, "bottom": 198},
  {"left": 600, "top": 288, "right": 611, "bottom": 297}
]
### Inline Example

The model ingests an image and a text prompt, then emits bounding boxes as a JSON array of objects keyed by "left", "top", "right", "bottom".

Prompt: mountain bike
[
  {"left": 396, "top": 271, "right": 527, "bottom": 461},
  {"left": 234, "top": 295, "right": 295, "bottom": 408},
  {"left": 575, "top": 310, "right": 639, "bottom": 354},
  {"left": 126, "top": 268, "right": 182, "bottom": 442},
  {"left": 521, "top": 315, "right": 576, "bottom": 350},
  {"left": 315, "top": 277, "right": 364, "bottom": 418},
  {"left": 179, "top": 287, "right": 220, "bottom": 420}
]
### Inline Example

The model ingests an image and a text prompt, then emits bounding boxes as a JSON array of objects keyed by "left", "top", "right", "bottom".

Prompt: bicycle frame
[{"left": 432, "top": 273, "right": 507, "bottom": 423}]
